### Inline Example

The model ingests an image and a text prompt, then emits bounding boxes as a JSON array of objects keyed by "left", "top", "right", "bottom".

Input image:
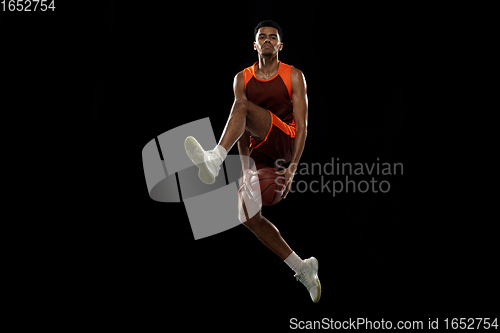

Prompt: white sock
[
  {"left": 212, "top": 145, "right": 227, "bottom": 162},
  {"left": 284, "top": 251, "right": 303, "bottom": 274}
]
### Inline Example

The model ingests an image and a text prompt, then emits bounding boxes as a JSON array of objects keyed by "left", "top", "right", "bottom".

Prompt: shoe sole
[
  {"left": 312, "top": 257, "right": 321, "bottom": 303},
  {"left": 184, "top": 136, "right": 215, "bottom": 184}
]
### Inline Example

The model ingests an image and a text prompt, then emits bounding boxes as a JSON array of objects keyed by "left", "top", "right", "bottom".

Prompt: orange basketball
[{"left": 251, "top": 167, "right": 286, "bottom": 206}]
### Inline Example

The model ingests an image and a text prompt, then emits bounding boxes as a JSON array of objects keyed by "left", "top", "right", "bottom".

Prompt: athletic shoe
[
  {"left": 184, "top": 136, "right": 221, "bottom": 184},
  {"left": 294, "top": 257, "right": 321, "bottom": 303}
]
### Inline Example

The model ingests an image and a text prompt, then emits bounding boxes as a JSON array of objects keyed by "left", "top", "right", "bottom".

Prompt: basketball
[{"left": 249, "top": 167, "right": 286, "bottom": 206}]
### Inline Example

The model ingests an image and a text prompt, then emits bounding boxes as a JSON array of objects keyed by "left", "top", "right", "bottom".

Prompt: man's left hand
[{"left": 277, "top": 166, "right": 295, "bottom": 199}]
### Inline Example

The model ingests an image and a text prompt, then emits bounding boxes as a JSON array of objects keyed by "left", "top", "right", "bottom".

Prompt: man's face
[{"left": 254, "top": 27, "right": 282, "bottom": 58}]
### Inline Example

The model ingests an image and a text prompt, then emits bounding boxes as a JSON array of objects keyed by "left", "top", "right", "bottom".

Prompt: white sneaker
[
  {"left": 294, "top": 257, "right": 321, "bottom": 303},
  {"left": 184, "top": 136, "right": 221, "bottom": 184}
]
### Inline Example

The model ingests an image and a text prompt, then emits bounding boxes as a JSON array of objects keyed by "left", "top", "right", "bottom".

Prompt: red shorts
[{"left": 249, "top": 110, "right": 295, "bottom": 170}]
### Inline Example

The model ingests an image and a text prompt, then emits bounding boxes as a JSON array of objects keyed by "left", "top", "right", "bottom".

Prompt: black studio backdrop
[
  {"left": 5, "top": 0, "right": 496, "bottom": 329},
  {"left": 99, "top": 1, "right": 410, "bottom": 274}
]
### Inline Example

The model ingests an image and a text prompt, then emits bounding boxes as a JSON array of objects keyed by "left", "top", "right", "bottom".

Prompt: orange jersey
[{"left": 243, "top": 61, "right": 295, "bottom": 127}]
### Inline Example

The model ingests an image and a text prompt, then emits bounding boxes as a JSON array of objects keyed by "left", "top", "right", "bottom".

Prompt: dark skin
[{"left": 218, "top": 26, "right": 308, "bottom": 259}]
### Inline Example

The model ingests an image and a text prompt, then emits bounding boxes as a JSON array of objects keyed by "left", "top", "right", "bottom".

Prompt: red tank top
[{"left": 243, "top": 61, "right": 295, "bottom": 126}]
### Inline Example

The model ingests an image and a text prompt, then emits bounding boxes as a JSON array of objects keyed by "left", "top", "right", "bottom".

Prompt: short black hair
[{"left": 254, "top": 20, "right": 283, "bottom": 41}]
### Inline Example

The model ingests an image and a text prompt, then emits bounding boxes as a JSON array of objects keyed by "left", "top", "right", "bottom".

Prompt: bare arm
[
  {"left": 290, "top": 68, "right": 308, "bottom": 172},
  {"left": 281, "top": 68, "right": 308, "bottom": 198}
]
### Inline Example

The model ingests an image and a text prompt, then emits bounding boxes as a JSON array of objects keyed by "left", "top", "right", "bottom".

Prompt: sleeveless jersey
[{"left": 243, "top": 61, "right": 295, "bottom": 127}]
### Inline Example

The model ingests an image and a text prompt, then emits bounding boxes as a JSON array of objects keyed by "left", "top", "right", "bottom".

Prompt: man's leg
[
  {"left": 218, "top": 99, "right": 271, "bottom": 152},
  {"left": 184, "top": 99, "right": 270, "bottom": 184},
  {"left": 242, "top": 208, "right": 293, "bottom": 260},
  {"left": 238, "top": 185, "right": 321, "bottom": 303}
]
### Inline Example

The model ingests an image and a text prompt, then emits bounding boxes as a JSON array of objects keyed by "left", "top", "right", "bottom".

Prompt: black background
[{"left": 3, "top": 0, "right": 497, "bottom": 330}]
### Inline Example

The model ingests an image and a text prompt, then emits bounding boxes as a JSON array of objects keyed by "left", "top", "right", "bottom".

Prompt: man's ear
[
  {"left": 279, "top": 42, "right": 283, "bottom": 51},
  {"left": 254, "top": 41, "right": 257, "bottom": 50}
]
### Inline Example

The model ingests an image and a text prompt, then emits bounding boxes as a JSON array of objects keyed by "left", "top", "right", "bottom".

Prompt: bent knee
[{"left": 233, "top": 98, "right": 248, "bottom": 111}]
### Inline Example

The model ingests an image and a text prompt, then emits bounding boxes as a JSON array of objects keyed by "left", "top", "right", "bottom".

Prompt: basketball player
[{"left": 184, "top": 20, "right": 320, "bottom": 302}]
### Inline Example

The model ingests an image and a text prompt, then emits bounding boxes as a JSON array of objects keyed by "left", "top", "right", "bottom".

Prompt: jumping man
[{"left": 184, "top": 20, "right": 320, "bottom": 302}]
